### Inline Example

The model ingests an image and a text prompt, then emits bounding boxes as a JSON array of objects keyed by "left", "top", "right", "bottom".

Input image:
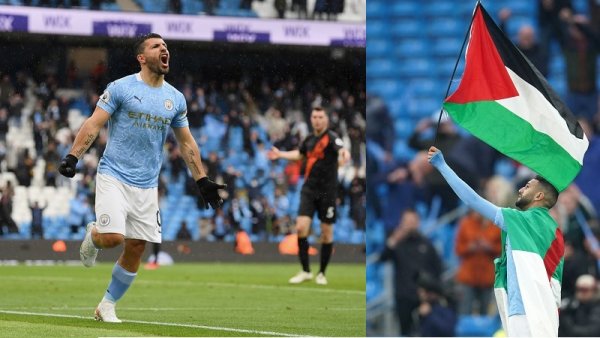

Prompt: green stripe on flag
[{"left": 444, "top": 101, "right": 580, "bottom": 191}]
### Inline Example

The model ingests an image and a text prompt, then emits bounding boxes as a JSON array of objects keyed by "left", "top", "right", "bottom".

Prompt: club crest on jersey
[
  {"left": 164, "top": 99, "right": 174, "bottom": 111},
  {"left": 99, "top": 214, "right": 111, "bottom": 227},
  {"left": 100, "top": 90, "right": 110, "bottom": 104}
]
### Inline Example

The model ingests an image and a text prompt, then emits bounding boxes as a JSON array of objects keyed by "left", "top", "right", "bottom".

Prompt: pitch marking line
[
  {"left": 0, "top": 310, "right": 309, "bottom": 337},
  {"left": 1, "top": 276, "right": 365, "bottom": 295}
]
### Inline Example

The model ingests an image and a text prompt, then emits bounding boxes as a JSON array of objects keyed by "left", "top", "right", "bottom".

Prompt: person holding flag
[{"left": 426, "top": 2, "right": 591, "bottom": 336}]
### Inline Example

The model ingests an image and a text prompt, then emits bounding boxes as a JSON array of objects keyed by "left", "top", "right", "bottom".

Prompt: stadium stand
[
  {"left": 367, "top": 0, "right": 600, "bottom": 336},
  {"left": 0, "top": 3, "right": 365, "bottom": 247}
]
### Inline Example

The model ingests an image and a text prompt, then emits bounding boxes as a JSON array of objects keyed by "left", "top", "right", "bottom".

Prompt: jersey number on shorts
[{"left": 326, "top": 207, "right": 335, "bottom": 219}]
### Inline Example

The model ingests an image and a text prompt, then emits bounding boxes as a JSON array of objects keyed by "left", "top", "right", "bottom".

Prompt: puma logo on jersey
[{"left": 133, "top": 95, "right": 142, "bottom": 103}]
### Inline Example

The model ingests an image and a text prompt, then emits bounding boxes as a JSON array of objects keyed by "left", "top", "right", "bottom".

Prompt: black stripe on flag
[{"left": 478, "top": 3, "right": 584, "bottom": 140}]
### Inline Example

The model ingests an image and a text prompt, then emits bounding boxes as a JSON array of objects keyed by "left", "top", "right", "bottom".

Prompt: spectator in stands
[
  {"left": 538, "top": 0, "right": 572, "bottom": 57},
  {"left": 176, "top": 220, "right": 192, "bottom": 240},
  {"left": 416, "top": 273, "right": 457, "bottom": 337},
  {"left": 455, "top": 176, "right": 509, "bottom": 315},
  {"left": 15, "top": 148, "right": 34, "bottom": 187},
  {"left": 499, "top": 8, "right": 549, "bottom": 76},
  {"left": 348, "top": 174, "right": 366, "bottom": 230},
  {"left": 0, "top": 108, "right": 9, "bottom": 144},
  {"left": 68, "top": 193, "right": 92, "bottom": 234},
  {"left": 378, "top": 209, "right": 443, "bottom": 336},
  {"left": 212, "top": 208, "right": 230, "bottom": 240},
  {"left": 204, "top": 0, "right": 217, "bottom": 15},
  {"left": 558, "top": 8, "right": 600, "bottom": 121},
  {"left": 240, "top": 0, "right": 253, "bottom": 10},
  {"left": 574, "top": 118, "right": 600, "bottom": 217},
  {"left": 559, "top": 274, "right": 600, "bottom": 336},
  {"left": 274, "top": 0, "right": 286, "bottom": 19},
  {"left": 0, "top": 74, "right": 14, "bottom": 107},
  {"left": 44, "top": 140, "right": 61, "bottom": 187},
  {"left": 29, "top": 200, "right": 46, "bottom": 239},
  {"left": 0, "top": 181, "right": 18, "bottom": 235},
  {"left": 408, "top": 114, "right": 465, "bottom": 214},
  {"left": 292, "top": 0, "right": 308, "bottom": 19},
  {"left": 366, "top": 96, "right": 394, "bottom": 219},
  {"left": 169, "top": 0, "right": 182, "bottom": 14},
  {"left": 562, "top": 238, "right": 599, "bottom": 299}
]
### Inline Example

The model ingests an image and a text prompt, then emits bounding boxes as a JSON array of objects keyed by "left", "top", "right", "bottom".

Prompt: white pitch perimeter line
[
  {"left": 0, "top": 276, "right": 365, "bottom": 296},
  {"left": 0, "top": 310, "right": 308, "bottom": 337}
]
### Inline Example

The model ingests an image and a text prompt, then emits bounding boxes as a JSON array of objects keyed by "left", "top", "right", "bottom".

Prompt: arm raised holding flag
[{"left": 428, "top": 145, "right": 563, "bottom": 337}]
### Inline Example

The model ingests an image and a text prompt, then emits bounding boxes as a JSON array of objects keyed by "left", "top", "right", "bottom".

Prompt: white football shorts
[{"left": 95, "top": 173, "right": 162, "bottom": 243}]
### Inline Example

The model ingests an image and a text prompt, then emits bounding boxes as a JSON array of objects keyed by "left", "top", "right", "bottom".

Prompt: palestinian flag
[
  {"left": 443, "top": 3, "right": 588, "bottom": 192},
  {"left": 494, "top": 207, "right": 563, "bottom": 337}
]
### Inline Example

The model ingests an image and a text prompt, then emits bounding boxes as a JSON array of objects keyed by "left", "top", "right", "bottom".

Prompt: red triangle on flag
[{"left": 446, "top": 5, "right": 519, "bottom": 104}]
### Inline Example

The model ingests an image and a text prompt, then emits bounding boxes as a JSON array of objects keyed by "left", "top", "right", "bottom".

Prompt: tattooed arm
[
  {"left": 69, "top": 107, "right": 111, "bottom": 159},
  {"left": 172, "top": 126, "right": 207, "bottom": 180}
]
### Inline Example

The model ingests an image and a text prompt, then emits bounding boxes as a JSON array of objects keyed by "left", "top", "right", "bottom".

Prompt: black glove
[
  {"left": 196, "top": 177, "right": 227, "bottom": 209},
  {"left": 58, "top": 154, "right": 78, "bottom": 178}
]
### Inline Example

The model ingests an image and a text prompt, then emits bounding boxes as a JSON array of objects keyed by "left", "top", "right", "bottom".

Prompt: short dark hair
[
  {"left": 134, "top": 33, "right": 163, "bottom": 56},
  {"left": 534, "top": 175, "right": 559, "bottom": 208}
]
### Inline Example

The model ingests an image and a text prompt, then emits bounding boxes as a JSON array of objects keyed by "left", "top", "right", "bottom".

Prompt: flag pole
[{"left": 433, "top": 0, "right": 481, "bottom": 146}]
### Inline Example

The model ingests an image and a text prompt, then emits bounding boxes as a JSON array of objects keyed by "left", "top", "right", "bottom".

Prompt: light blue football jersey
[{"left": 96, "top": 73, "right": 188, "bottom": 188}]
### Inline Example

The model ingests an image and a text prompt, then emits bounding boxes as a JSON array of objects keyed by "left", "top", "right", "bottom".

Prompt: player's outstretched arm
[
  {"left": 428, "top": 146, "right": 501, "bottom": 223},
  {"left": 267, "top": 146, "right": 303, "bottom": 161},
  {"left": 58, "top": 107, "right": 110, "bottom": 178},
  {"left": 172, "top": 126, "right": 226, "bottom": 209}
]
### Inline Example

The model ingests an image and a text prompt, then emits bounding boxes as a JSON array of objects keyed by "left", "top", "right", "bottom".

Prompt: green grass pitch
[{"left": 0, "top": 262, "right": 365, "bottom": 337}]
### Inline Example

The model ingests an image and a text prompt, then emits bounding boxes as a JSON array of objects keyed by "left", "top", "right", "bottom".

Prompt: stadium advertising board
[{"left": 0, "top": 5, "right": 365, "bottom": 47}]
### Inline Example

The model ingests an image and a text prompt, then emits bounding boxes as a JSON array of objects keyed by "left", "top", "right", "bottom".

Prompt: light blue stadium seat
[
  {"left": 395, "top": 39, "right": 429, "bottom": 58},
  {"left": 367, "top": 1, "right": 386, "bottom": 19},
  {"left": 367, "top": 21, "right": 388, "bottom": 38},
  {"left": 394, "top": 119, "right": 413, "bottom": 139},
  {"left": 437, "top": 57, "right": 465, "bottom": 78},
  {"left": 392, "top": 139, "right": 416, "bottom": 161},
  {"left": 100, "top": 2, "right": 121, "bottom": 11},
  {"left": 368, "top": 79, "right": 403, "bottom": 98},
  {"left": 398, "top": 58, "right": 435, "bottom": 77},
  {"left": 367, "top": 59, "right": 400, "bottom": 79},
  {"left": 390, "top": 1, "right": 421, "bottom": 17},
  {"left": 386, "top": 98, "right": 406, "bottom": 119},
  {"left": 367, "top": 38, "right": 392, "bottom": 58},
  {"left": 410, "top": 79, "right": 442, "bottom": 98},
  {"left": 424, "top": 1, "right": 455, "bottom": 17},
  {"left": 407, "top": 96, "right": 440, "bottom": 119},
  {"left": 391, "top": 19, "right": 423, "bottom": 38},
  {"left": 456, "top": 315, "right": 502, "bottom": 337},
  {"left": 182, "top": 0, "right": 204, "bottom": 14},
  {"left": 432, "top": 37, "right": 463, "bottom": 57},
  {"left": 504, "top": 0, "right": 534, "bottom": 16},
  {"left": 427, "top": 18, "right": 464, "bottom": 37}
]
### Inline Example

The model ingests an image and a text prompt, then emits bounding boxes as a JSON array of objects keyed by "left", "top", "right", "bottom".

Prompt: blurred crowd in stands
[
  {"left": 0, "top": 46, "right": 365, "bottom": 243},
  {"left": 11, "top": 0, "right": 365, "bottom": 21},
  {"left": 367, "top": 0, "right": 600, "bottom": 336}
]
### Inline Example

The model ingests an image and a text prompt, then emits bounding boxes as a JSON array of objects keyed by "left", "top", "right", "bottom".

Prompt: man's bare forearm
[
  {"left": 180, "top": 142, "right": 206, "bottom": 181},
  {"left": 70, "top": 120, "right": 101, "bottom": 158}
]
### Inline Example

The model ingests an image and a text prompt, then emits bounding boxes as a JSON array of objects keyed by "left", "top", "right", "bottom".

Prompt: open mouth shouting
[{"left": 160, "top": 53, "right": 169, "bottom": 68}]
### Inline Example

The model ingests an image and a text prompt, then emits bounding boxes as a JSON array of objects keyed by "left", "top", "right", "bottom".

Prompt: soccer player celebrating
[
  {"left": 58, "top": 33, "right": 226, "bottom": 322},
  {"left": 428, "top": 146, "right": 563, "bottom": 336},
  {"left": 268, "top": 107, "right": 350, "bottom": 285}
]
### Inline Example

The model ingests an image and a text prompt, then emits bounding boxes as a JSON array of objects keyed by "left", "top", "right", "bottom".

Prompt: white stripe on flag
[
  {"left": 496, "top": 68, "right": 588, "bottom": 164},
  {"left": 511, "top": 250, "right": 559, "bottom": 337}
]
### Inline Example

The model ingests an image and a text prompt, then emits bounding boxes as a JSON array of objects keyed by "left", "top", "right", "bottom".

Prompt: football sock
[
  {"left": 102, "top": 263, "right": 137, "bottom": 303},
  {"left": 298, "top": 237, "right": 310, "bottom": 272},
  {"left": 319, "top": 242, "right": 333, "bottom": 274}
]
